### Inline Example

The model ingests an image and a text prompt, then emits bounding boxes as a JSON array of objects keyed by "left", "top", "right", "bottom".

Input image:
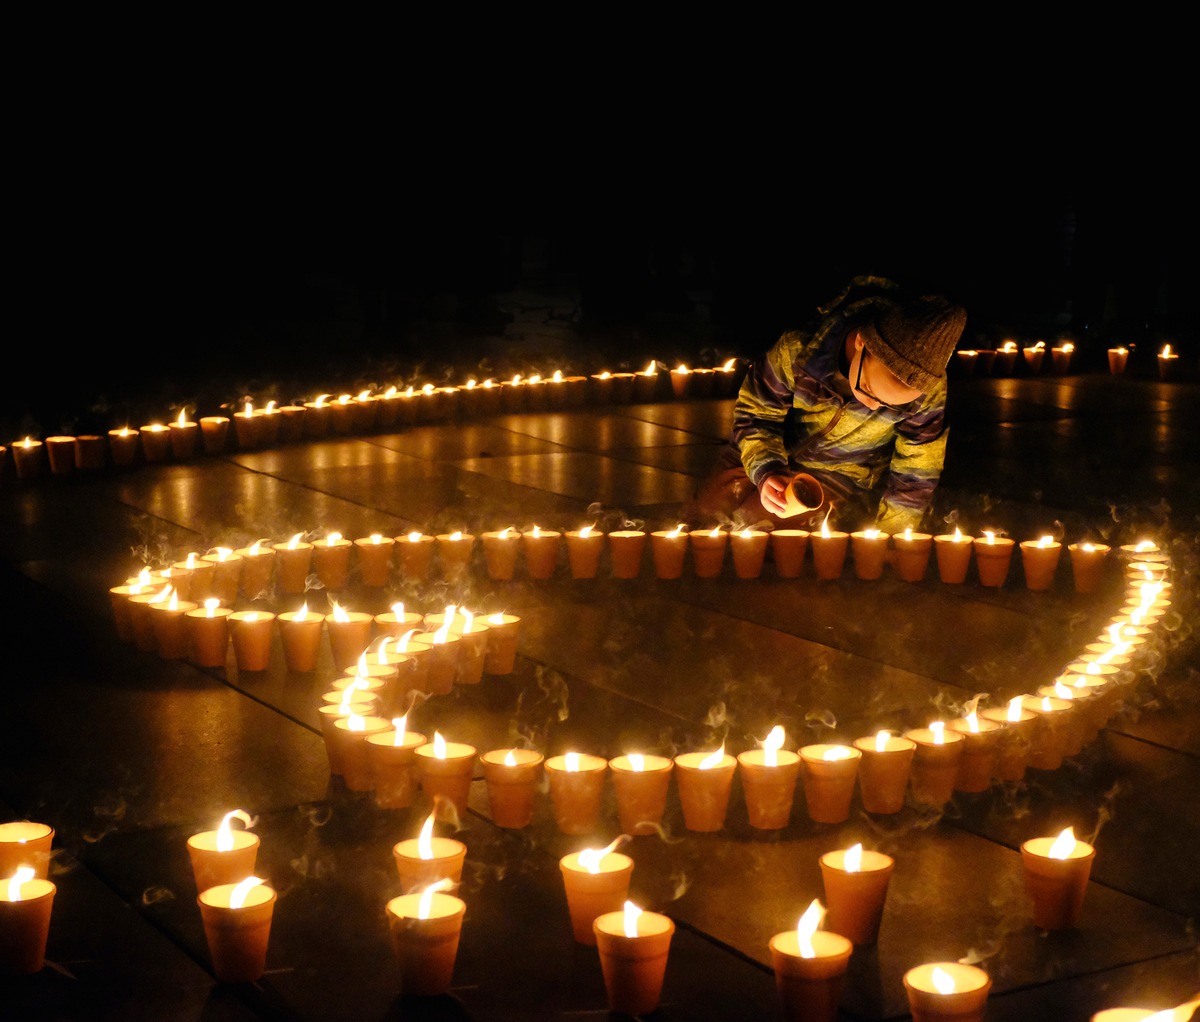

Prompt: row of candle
[
  {"left": 108, "top": 527, "right": 1151, "bottom": 599},
  {"left": 952, "top": 340, "right": 1184, "bottom": 380},
  {"left": 0, "top": 360, "right": 746, "bottom": 481}
]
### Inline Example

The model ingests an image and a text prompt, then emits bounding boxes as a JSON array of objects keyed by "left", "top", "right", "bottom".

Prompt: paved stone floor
[{"left": 1, "top": 364, "right": 1197, "bottom": 1021}]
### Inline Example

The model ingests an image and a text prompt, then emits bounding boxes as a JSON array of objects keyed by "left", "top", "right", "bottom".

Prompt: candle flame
[
  {"left": 288, "top": 532, "right": 303, "bottom": 549},
  {"left": 167, "top": 590, "right": 179, "bottom": 611},
  {"left": 983, "top": 530, "right": 996, "bottom": 545},
  {"left": 822, "top": 745, "right": 855, "bottom": 760},
  {"left": 709, "top": 526, "right": 720, "bottom": 538},
  {"left": 418, "top": 878, "right": 453, "bottom": 919},
  {"left": 392, "top": 715, "right": 407, "bottom": 746},
  {"left": 1001, "top": 340, "right": 1017, "bottom": 352},
  {"left": 530, "top": 525, "right": 541, "bottom": 538},
  {"left": 628, "top": 753, "right": 645, "bottom": 772},
  {"left": 579, "top": 835, "right": 628, "bottom": 874},
  {"left": 461, "top": 610, "right": 474, "bottom": 633},
  {"left": 325, "top": 532, "right": 342, "bottom": 546},
  {"left": 1048, "top": 826, "right": 1077, "bottom": 859},
  {"left": 295, "top": 602, "right": 308, "bottom": 622},
  {"left": 1161, "top": 344, "right": 1173, "bottom": 358},
  {"left": 1134, "top": 540, "right": 1157, "bottom": 552},
  {"left": 698, "top": 744, "right": 725, "bottom": 769},
  {"left": 433, "top": 732, "right": 447, "bottom": 759},
  {"left": 931, "top": 966, "right": 957, "bottom": 994},
  {"left": 762, "top": 726, "right": 785, "bottom": 767},
  {"left": 7, "top": 866, "right": 35, "bottom": 901},
  {"left": 623, "top": 900, "right": 643, "bottom": 937},
  {"left": 407, "top": 531, "right": 422, "bottom": 543},
  {"left": 930, "top": 721, "right": 945, "bottom": 745},
  {"left": 862, "top": 527, "right": 880, "bottom": 539},
  {"left": 488, "top": 612, "right": 507, "bottom": 625},
  {"left": 965, "top": 711, "right": 980, "bottom": 733},
  {"left": 669, "top": 523, "right": 685, "bottom": 538},
  {"left": 579, "top": 525, "right": 593, "bottom": 539},
  {"left": 1054, "top": 681, "right": 1073, "bottom": 699},
  {"left": 348, "top": 713, "right": 365, "bottom": 732},
  {"left": 417, "top": 809, "right": 436, "bottom": 859},
  {"left": 820, "top": 509, "right": 832, "bottom": 538},
  {"left": 641, "top": 361, "right": 656, "bottom": 376},
  {"left": 331, "top": 602, "right": 350, "bottom": 623},
  {"left": 721, "top": 358, "right": 735, "bottom": 371},
  {"left": 1038, "top": 534, "right": 1054, "bottom": 548},
  {"left": 504, "top": 749, "right": 517, "bottom": 767},
  {"left": 205, "top": 597, "right": 219, "bottom": 618},
  {"left": 796, "top": 899, "right": 825, "bottom": 958},
  {"left": 390, "top": 602, "right": 406, "bottom": 619},
  {"left": 229, "top": 876, "right": 264, "bottom": 909},
  {"left": 875, "top": 730, "right": 891, "bottom": 752},
  {"left": 674, "top": 363, "right": 689, "bottom": 374},
  {"left": 1082, "top": 542, "right": 1095, "bottom": 552},
  {"left": 449, "top": 531, "right": 463, "bottom": 542},
  {"left": 844, "top": 843, "right": 863, "bottom": 872}
]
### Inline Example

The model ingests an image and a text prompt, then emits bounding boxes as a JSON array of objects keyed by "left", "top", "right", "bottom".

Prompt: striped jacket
[{"left": 731, "top": 279, "right": 949, "bottom": 532}]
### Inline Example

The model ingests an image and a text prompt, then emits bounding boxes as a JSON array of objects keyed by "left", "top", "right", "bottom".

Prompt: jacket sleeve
[
  {"left": 730, "top": 332, "right": 800, "bottom": 487},
  {"left": 875, "top": 386, "right": 948, "bottom": 532}
]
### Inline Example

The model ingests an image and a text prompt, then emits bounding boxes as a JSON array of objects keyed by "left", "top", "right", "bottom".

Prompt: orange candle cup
[
  {"left": 109, "top": 577, "right": 164, "bottom": 640},
  {"left": 326, "top": 608, "right": 374, "bottom": 672},
  {"left": 565, "top": 527, "right": 605, "bottom": 579},
  {"left": 435, "top": 532, "right": 475, "bottom": 578},
  {"left": 0, "top": 823, "right": 54, "bottom": 880},
  {"left": 593, "top": 904, "right": 675, "bottom": 1017},
  {"left": 1021, "top": 827, "right": 1096, "bottom": 930},
  {"left": 521, "top": 527, "right": 562, "bottom": 580},
  {"left": 673, "top": 748, "right": 737, "bottom": 832},
  {"left": 311, "top": 534, "right": 352, "bottom": 591},
  {"left": 392, "top": 813, "right": 466, "bottom": 892},
  {"left": 354, "top": 534, "right": 395, "bottom": 587},
  {"left": 44, "top": 435, "right": 76, "bottom": 475},
  {"left": 560, "top": 844, "right": 634, "bottom": 945},
  {"left": 480, "top": 749, "right": 544, "bottom": 829},
  {"left": 731, "top": 528, "right": 770, "bottom": 579},
  {"left": 452, "top": 624, "right": 490, "bottom": 685},
  {"left": 853, "top": 733, "right": 917, "bottom": 814},
  {"left": 979, "top": 704, "right": 1038, "bottom": 782},
  {"left": 545, "top": 753, "right": 609, "bottom": 835},
  {"left": 1107, "top": 346, "right": 1129, "bottom": 374},
  {"left": 737, "top": 735, "right": 801, "bottom": 830},
  {"left": 386, "top": 888, "right": 466, "bottom": 998},
  {"left": 1051, "top": 343, "right": 1075, "bottom": 374},
  {"left": 129, "top": 586, "right": 176, "bottom": 652},
  {"left": 73, "top": 434, "right": 107, "bottom": 470},
  {"left": 139, "top": 423, "right": 171, "bottom": 462},
  {"left": 107, "top": 428, "right": 139, "bottom": 468},
  {"left": 374, "top": 607, "right": 424, "bottom": 640},
  {"left": 1157, "top": 344, "right": 1181, "bottom": 381},
  {"left": 1020, "top": 695, "right": 1074, "bottom": 770},
  {"left": 235, "top": 543, "right": 276, "bottom": 601},
  {"left": 1, "top": 868, "right": 56, "bottom": 975},
  {"left": 415, "top": 738, "right": 477, "bottom": 816},
  {"left": 148, "top": 594, "right": 199, "bottom": 660},
  {"left": 228, "top": 611, "right": 275, "bottom": 673},
  {"left": 277, "top": 404, "right": 306, "bottom": 442},
  {"left": 1036, "top": 684, "right": 1092, "bottom": 755},
  {"left": 781, "top": 473, "right": 824, "bottom": 519},
  {"left": 1023, "top": 342, "right": 1047, "bottom": 374},
  {"left": 649, "top": 527, "right": 689, "bottom": 579},
  {"left": 481, "top": 529, "right": 521, "bottom": 580},
  {"left": 396, "top": 532, "right": 436, "bottom": 580},
  {"left": 608, "top": 529, "right": 647, "bottom": 578},
  {"left": 809, "top": 525, "right": 849, "bottom": 580},
  {"left": 166, "top": 415, "right": 199, "bottom": 458},
  {"left": 768, "top": 903, "right": 854, "bottom": 1022},
  {"left": 850, "top": 528, "right": 889, "bottom": 580},
  {"left": 277, "top": 607, "right": 325, "bottom": 673},
  {"left": 319, "top": 701, "right": 375, "bottom": 775},
  {"left": 333, "top": 714, "right": 393, "bottom": 791},
  {"left": 301, "top": 398, "right": 332, "bottom": 436},
  {"left": 1068, "top": 542, "right": 1111, "bottom": 594},
  {"left": 197, "top": 879, "right": 277, "bottom": 983},
  {"left": 185, "top": 601, "right": 232, "bottom": 668},
  {"left": 199, "top": 415, "right": 230, "bottom": 453},
  {"left": 770, "top": 529, "right": 810, "bottom": 578},
  {"left": 411, "top": 630, "right": 461, "bottom": 695},
  {"left": 186, "top": 812, "right": 260, "bottom": 894},
  {"left": 904, "top": 726, "right": 965, "bottom": 806},
  {"left": 892, "top": 529, "right": 933, "bottom": 582},
  {"left": 903, "top": 962, "right": 991, "bottom": 1022},
  {"left": 1020, "top": 537, "right": 1063, "bottom": 591},
  {"left": 934, "top": 530, "right": 974, "bottom": 584},
  {"left": 688, "top": 528, "right": 729, "bottom": 579},
  {"left": 482, "top": 613, "right": 521, "bottom": 675},
  {"left": 819, "top": 844, "right": 895, "bottom": 945},
  {"left": 10, "top": 437, "right": 45, "bottom": 479},
  {"left": 201, "top": 549, "right": 243, "bottom": 606},
  {"left": 799, "top": 744, "right": 861, "bottom": 824},
  {"left": 946, "top": 716, "right": 1003, "bottom": 793},
  {"left": 974, "top": 533, "right": 1015, "bottom": 588},
  {"left": 609, "top": 754, "right": 674, "bottom": 836}
]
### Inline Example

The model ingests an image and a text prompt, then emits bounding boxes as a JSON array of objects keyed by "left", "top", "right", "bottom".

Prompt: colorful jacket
[{"left": 731, "top": 277, "right": 948, "bottom": 532}]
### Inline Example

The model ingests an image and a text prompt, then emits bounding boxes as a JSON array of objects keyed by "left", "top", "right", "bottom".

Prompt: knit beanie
[{"left": 858, "top": 296, "right": 967, "bottom": 393}]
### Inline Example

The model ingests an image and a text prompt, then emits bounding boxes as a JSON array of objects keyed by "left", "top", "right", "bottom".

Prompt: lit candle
[
  {"left": 673, "top": 743, "right": 737, "bottom": 831},
  {"left": 480, "top": 748, "right": 545, "bottom": 829},
  {"left": 326, "top": 601, "right": 374, "bottom": 673},
  {"left": 607, "top": 527, "right": 647, "bottom": 579},
  {"left": 374, "top": 602, "right": 424, "bottom": 641},
  {"left": 544, "top": 752, "right": 609, "bottom": 835},
  {"left": 353, "top": 532, "right": 395, "bottom": 588},
  {"left": 819, "top": 843, "right": 895, "bottom": 945},
  {"left": 1, "top": 865, "right": 57, "bottom": 974},
  {"left": 482, "top": 612, "right": 521, "bottom": 675},
  {"left": 392, "top": 806, "right": 466, "bottom": 892},
  {"left": 903, "top": 962, "right": 991, "bottom": 1022},
  {"left": 850, "top": 526, "right": 890, "bottom": 580},
  {"left": 434, "top": 530, "right": 475, "bottom": 578},
  {"left": 234, "top": 539, "right": 275, "bottom": 601},
  {"left": 186, "top": 810, "right": 259, "bottom": 893},
  {"left": 168, "top": 408, "right": 199, "bottom": 458},
  {"left": 994, "top": 339, "right": 1019, "bottom": 375},
  {"left": 649, "top": 524, "right": 689, "bottom": 579},
  {"left": 1068, "top": 541, "right": 1111, "bottom": 594},
  {"left": 107, "top": 426, "right": 139, "bottom": 468},
  {"left": 1019, "top": 694, "right": 1074, "bottom": 771},
  {"left": 411, "top": 620, "right": 462, "bottom": 696},
  {"left": 979, "top": 697, "right": 1038, "bottom": 782},
  {"left": 1157, "top": 343, "right": 1180, "bottom": 381},
  {"left": 333, "top": 712, "right": 392, "bottom": 791},
  {"left": 1107, "top": 345, "right": 1129, "bottom": 375},
  {"left": 0, "top": 822, "right": 54, "bottom": 880},
  {"left": 559, "top": 835, "right": 634, "bottom": 944},
  {"left": 809, "top": 512, "right": 849, "bottom": 580},
  {"left": 385, "top": 879, "right": 466, "bottom": 997},
  {"left": 197, "top": 876, "right": 277, "bottom": 983},
  {"left": 481, "top": 526, "right": 521, "bottom": 580},
  {"left": 632, "top": 359, "right": 662, "bottom": 402},
  {"left": 1020, "top": 825, "right": 1096, "bottom": 930},
  {"left": 147, "top": 588, "right": 199, "bottom": 660},
  {"left": 608, "top": 753, "right": 673, "bottom": 835},
  {"left": 199, "top": 414, "right": 230, "bottom": 454},
  {"left": 565, "top": 524, "right": 605, "bottom": 579},
  {"left": 396, "top": 530, "right": 435, "bottom": 580},
  {"left": 593, "top": 900, "right": 675, "bottom": 1017},
  {"left": 669, "top": 362, "right": 693, "bottom": 399},
  {"left": 798, "top": 744, "right": 861, "bottom": 823},
  {"left": 44, "top": 434, "right": 76, "bottom": 475},
  {"left": 933, "top": 526, "right": 974, "bottom": 584},
  {"left": 414, "top": 732, "right": 477, "bottom": 816},
  {"left": 687, "top": 526, "right": 728, "bottom": 579},
  {"left": 1020, "top": 534, "right": 1063, "bottom": 591},
  {"left": 311, "top": 531, "right": 352, "bottom": 591},
  {"left": 768, "top": 899, "right": 853, "bottom": 1022},
  {"left": 737, "top": 726, "right": 801, "bottom": 830},
  {"left": 731, "top": 527, "right": 770, "bottom": 579},
  {"left": 852, "top": 731, "right": 917, "bottom": 814},
  {"left": 892, "top": 526, "right": 934, "bottom": 582},
  {"left": 974, "top": 530, "right": 1015, "bottom": 588},
  {"left": 1051, "top": 340, "right": 1075, "bottom": 374},
  {"left": 904, "top": 722, "right": 965, "bottom": 806},
  {"left": 1022, "top": 339, "right": 1047, "bottom": 374},
  {"left": 521, "top": 525, "right": 562, "bottom": 580},
  {"left": 276, "top": 602, "right": 325, "bottom": 673},
  {"left": 138, "top": 421, "right": 171, "bottom": 463},
  {"left": 270, "top": 533, "right": 312, "bottom": 595},
  {"left": 227, "top": 610, "right": 276, "bottom": 673},
  {"left": 947, "top": 711, "right": 1003, "bottom": 793},
  {"left": 184, "top": 598, "right": 232, "bottom": 668}
]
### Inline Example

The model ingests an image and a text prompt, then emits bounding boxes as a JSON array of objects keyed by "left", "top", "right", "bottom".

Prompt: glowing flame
[
  {"left": 983, "top": 530, "right": 996, "bottom": 545},
  {"left": 295, "top": 602, "right": 308, "bottom": 622},
  {"left": 418, "top": 810, "right": 436, "bottom": 859},
  {"left": 7, "top": 866, "right": 34, "bottom": 901},
  {"left": 418, "top": 878, "right": 453, "bottom": 919},
  {"left": 1134, "top": 540, "right": 1157, "bottom": 552},
  {"left": 623, "top": 900, "right": 643, "bottom": 937},
  {"left": 762, "top": 726, "right": 785, "bottom": 767},
  {"left": 407, "top": 531, "right": 422, "bottom": 543},
  {"left": 579, "top": 835, "right": 627, "bottom": 874},
  {"left": 932, "top": 967, "right": 957, "bottom": 994},
  {"left": 448, "top": 531, "right": 463, "bottom": 542},
  {"left": 325, "top": 532, "right": 342, "bottom": 546},
  {"left": 823, "top": 745, "right": 854, "bottom": 760},
  {"left": 709, "top": 526, "right": 720, "bottom": 538},
  {"left": 243, "top": 401, "right": 253, "bottom": 416},
  {"left": 1054, "top": 681, "right": 1073, "bottom": 699},
  {"left": 530, "top": 525, "right": 541, "bottom": 538},
  {"left": 461, "top": 610, "right": 474, "bottom": 633},
  {"left": 875, "top": 730, "right": 891, "bottom": 752},
  {"left": 392, "top": 716, "right": 407, "bottom": 746},
  {"left": 1007, "top": 696, "right": 1024, "bottom": 722},
  {"left": 229, "top": 876, "right": 264, "bottom": 909},
  {"left": 504, "top": 749, "right": 517, "bottom": 767},
  {"left": 862, "top": 528, "right": 881, "bottom": 539},
  {"left": 698, "top": 744, "right": 725, "bottom": 769},
  {"left": 204, "top": 598, "right": 219, "bottom": 618},
  {"left": 433, "top": 732, "right": 447, "bottom": 759},
  {"left": 721, "top": 358, "right": 735, "bottom": 371},
  {"left": 674, "top": 364, "right": 689, "bottom": 374},
  {"left": 185, "top": 552, "right": 198, "bottom": 568},
  {"left": 348, "top": 713, "right": 365, "bottom": 732},
  {"left": 641, "top": 361, "right": 657, "bottom": 376},
  {"left": 1037, "top": 535, "right": 1054, "bottom": 548},
  {"left": 844, "top": 843, "right": 863, "bottom": 872},
  {"left": 331, "top": 602, "right": 350, "bottom": 623},
  {"left": 1160, "top": 344, "right": 1174, "bottom": 358},
  {"left": 1000, "top": 340, "right": 1018, "bottom": 352},
  {"left": 628, "top": 753, "right": 645, "bottom": 772},
  {"left": 370, "top": 533, "right": 383, "bottom": 544},
  {"left": 668, "top": 524, "right": 684, "bottom": 539},
  {"left": 176, "top": 409, "right": 188, "bottom": 427},
  {"left": 565, "top": 752, "right": 580, "bottom": 772},
  {"left": 820, "top": 509, "right": 832, "bottom": 538},
  {"left": 579, "top": 525, "right": 593, "bottom": 539},
  {"left": 796, "top": 899, "right": 824, "bottom": 958},
  {"left": 390, "top": 602, "right": 406, "bottom": 619},
  {"left": 167, "top": 591, "right": 179, "bottom": 611},
  {"left": 288, "top": 533, "right": 303, "bottom": 550},
  {"left": 965, "top": 711, "right": 980, "bottom": 733},
  {"left": 1082, "top": 542, "right": 1095, "bottom": 552},
  {"left": 488, "top": 612, "right": 507, "bottom": 625},
  {"left": 929, "top": 721, "right": 945, "bottom": 745},
  {"left": 1048, "top": 827, "right": 1077, "bottom": 859}
]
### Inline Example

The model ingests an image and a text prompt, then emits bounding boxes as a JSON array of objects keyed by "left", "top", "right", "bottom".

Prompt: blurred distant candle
[
  {"left": 593, "top": 900, "right": 675, "bottom": 1017},
  {"left": 994, "top": 339, "right": 1019, "bottom": 375},
  {"left": 1021, "top": 826, "right": 1096, "bottom": 930},
  {"left": 1107, "top": 346, "right": 1129, "bottom": 375},
  {"left": 954, "top": 348, "right": 978, "bottom": 377},
  {"left": 852, "top": 731, "right": 916, "bottom": 814},
  {"left": 1022, "top": 339, "right": 1046, "bottom": 374},
  {"left": 559, "top": 837, "right": 634, "bottom": 944},
  {"left": 609, "top": 753, "right": 673, "bottom": 835},
  {"left": 396, "top": 530, "right": 435, "bottom": 580},
  {"left": 819, "top": 843, "right": 895, "bottom": 945},
  {"left": 904, "top": 962, "right": 991, "bottom": 1022},
  {"left": 737, "top": 726, "right": 801, "bottom": 830},
  {"left": 673, "top": 744, "right": 737, "bottom": 831},
  {"left": 1157, "top": 343, "right": 1180, "bottom": 381},
  {"left": 1051, "top": 341, "right": 1075, "bottom": 374},
  {"left": 139, "top": 422, "right": 170, "bottom": 463},
  {"left": 798, "top": 744, "right": 861, "bottom": 823},
  {"left": 0, "top": 865, "right": 56, "bottom": 975},
  {"left": 197, "top": 876, "right": 276, "bottom": 983},
  {"left": 933, "top": 526, "right": 973, "bottom": 584},
  {"left": 354, "top": 532, "right": 394, "bottom": 587},
  {"left": 768, "top": 899, "right": 853, "bottom": 1022}
]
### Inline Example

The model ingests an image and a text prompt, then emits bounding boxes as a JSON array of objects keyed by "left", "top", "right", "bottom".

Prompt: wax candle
[
  {"left": 45, "top": 435, "right": 76, "bottom": 475},
  {"left": 318, "top": 699, "right": 375, "bottom": 775},
  {"left": 395, "top": 531, "right": 435, "bottom": 580},
  {"left": 1021, "top": 826, "right": 1096, "bottom": 930},
  {"left": 559, "top": 837, "right": 634, "bottom": 944},
  {"left": 974, "top": 530, "right": 1015, "bottom": 588},
  {"left": 954, "top": 348, "right": 978, "bottom": 377},
  {"left": 545, "top": 752, "right": 609, "bottom": 835},
  {"left": 768, "top": 899, "right": 853, "bottom": 1022},
  {"left": 593, "top": 900, "right": 675, "bottom": 1017},
  {"left": 186, "top": 810, "right": 260, "bottom": 893},
  {"left": 232, "top": 401, "right": 262, "bottom": 448},
  {"left": 201, "top": 547, "right": 242, "bottom": 606},
  {"left": 632, "top": 360, "right": 662, "bottom": 402},
  {"left": 333, "top": 713, "right": 392, "bottom": 791},
  {"left": 300, "top": 394, "right": 331, "bottom": 436},
  {"left": 782, "top": 473, "right": 824, "bottom": 519},
  {"left": 609, "top": 753, "right": 673, "bottom": 835},
  {"left": 731, "top": 527, "right": 770, "bottom": 579},
  {"left": 108, "top": 427, "right": 139, "bottom": 468},
  {"left": 608, "top": 529, "right": 647, "bottom": 578},
  {"left": 197, "top": 877, "right": 277, "bottom": 983},
  {"left": 565, "top": 525, "right": 605, "bottom": 579},
  {"left": 819, "top": 843, "right": 895, "bottom": 945},
  {"left": 809, "top": 516, "right": 849, "bottom": 580},
  {"left": 233, "top": 540, "right": 275, "bottom": 600},
  {"left": 228, "top": 611, "right": 275, "bottom": 672},
  {"left": 1023, "top": 340, "right": 1046, "bottom": 374},
  {"left": 520, "top": 525, "right": 561, "bottom": 580},
  {"left": 435, "top": 531, "right": 475, "bottom": 578},
  {"left": 1, "top": 866, "right": 56, "bottom": 974},
  {"left": 1051, "top": 341, "right": 1075, "bottom": 374},
  {"left": 903, "top": 962, "right": 991, "bottom": 1022},
  {"left": 994, "top": 339, "right": 1019, "bottom": 375},
  {"left": 185, "top": 599, "right": 232, "bottom": 668},
  {"left": 947, "top": 713, "right": 1002, "bottom": 793},
  {"left": 483, "top": 612, "right": 521, "bottom": 675},
  {"left": 973, "top": 348, "right": 997, "bottom": 375},
  {"left": 326, "top": 602, "right": 373, "bottom": 672},
  {"left": 74, "top": 434, "right": 107, "bottom": 470},
  {"left": 482, "top": 527, "right": 521, "bottom": 580},
  {"left": 385, "top": 881, "right": 466, "bottom": 997},
  {"left": 933, "top": 527, "right": 973, "bottom": 584},
  {"left": 1157, "top": 343, "right": 1180, "bottom": 381},
  {"left": 798, "top": 744, "right": 861, "bottom": 824},
  {"left": 853, "top": 731, "right": 916, "bottom": 814},
  {"left": 148, "top": 590, "right": 198, "bottom": 660},
  {"left": 1068, "top": 542, "right": 1111, "bottom": 594},
  {"left": 673, "top": 745, "right": 737, "bottom": 832},
  {"left": 1020, "top": 534, "right": 1062, "bottom": 591},
  {"left": 1019, "top": 695, "right": 1074, "bottom": 770},
  {"left": 980, "top": 698, "right": 1037, "bottom": 782},
  {"left": 374, "top": 603, "right": 424, "bottom": 640},
  {"left": 353, "top": 533, "right": 394, "bottom": 587},
  {"left": 650, "top": 524, "right": 689, "bottom": 579},
  {"left": 669, "top": 363, "right": 693, "bottom": 398},
  {"left": 904, "top": 724, "right": 964, "bottom": 806},
  {"left": 770, "top": 529, "right": 810, "bottom": 578},
  {"left": 277, "top": 404, "right": 306, "bottom": 442},
  {"left": 8, "top": 437, "right": 43, "bottom": 480},
  {"left": 411, "top": 625, "right": 461, "bottom": 696},
  {"left": 392, "top": 807, "right": 466, "bottom": 891},
  {"left": 480, "top": 748, "right": 544, "bottom": 829},
  {"left": 274, "top": 603, "right": 323, "bottom": 673},
  {"left": 688, "top": 527, "right": 728, "bottom": 579},
  {"left": 168, "top": 410, "right": 199, "bottom": 458},
  {"left": 851, "top": 527, "right": 889, "bottom": 580},
  {"left": 139, "top": 422, "right": 171, "bottom": 462},
  {"left": 0, "top": 822, "right": 54, "bottom": 880},
  {"left": 737, "top": 726, "right": 801, "bottom": 830},
  {"left": 892, "top": 527, "right": 933, "bottom": 582},
  {"left": 129, "top": 584, "right": 175, "bottom": 652},
  {"left": 415, "top": 733, "right": 477, "bottom": 815}
]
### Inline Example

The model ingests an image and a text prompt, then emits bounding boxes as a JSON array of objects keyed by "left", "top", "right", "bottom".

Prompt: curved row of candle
[
  {"left": 0, "top": 360, "right": 746, "bottom": 482},
  {"left": 951, "top": 340, "right": 1185, "bottom": 380}
]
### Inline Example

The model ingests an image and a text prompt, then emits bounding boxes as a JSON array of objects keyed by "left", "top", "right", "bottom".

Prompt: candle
[
  {"left": 559, "top": 836, "right": 634, "bottom": 944},
  {"left": 904, "top": 724, "right": 965, "bottom": 806},
  {"left": 1092, "top": 998, "right": 1200, "bottom": 1022},
  {"left": 1068, "top": 541, "right": 1110, "bottom": 594},
  {"left": 809, "top": 514, "right": 849, "bottom": 580},
  {"left": 232, "top": 401, "right": 262, "bottom": 448},
  {"left": 301, "top": 394, "right": 332, "bottom": 437},
  {"left": 1, "top": 865, "right": 57, "bottom": 975},
  {"left": 521, "top": 525, "right": 562, "bottom": 580},
  {"left": 1021, "top": 826, "right": 1096, "bottom": 930},
  {"left": 649, "top": 524, "right": 689, "bottom": 579},
  {"left": 9, "top": 437, "right": 44, "bottom": 479},
  {"left": 0, "top": 822, "right": 54, "bottom": 880},
  {"left": 392, "top": 807, "right": 466, "bottom": 891},
  {"left": 973, "top": 348, "right": 997, "bottom": 375},
  {"left": 448, "top": 612, "right": 489, "bottom": 685},
  {"left": 311, "top": 531, "right": 352, "bottom": 591},
  {"left": 186, "top": 810, "right": 260, "bottom": 893},
  {"left": 974, "top": 530, "right": 1015, "bottom": 588},
  {"left": 565, "top": 525, "right": 605, "bottom": 579},
  {"left": 415, "top": 733, "right": 477, "bottom": 815},
  {"left": 688, "top": 526, "right": 728, "bottom": 579},
  {"left": 480, "top": 748, "right": 544, "bottom": 829},
  {"left": 107, "top": 427, "right": 139, "bottom": 468},
  {"left": 632, "top": 360, "right": 662, "bottom": 402},
  {"left": 714, "top": 357, "right": 742, "bottom": 397},
  {"left": 903, "top": 962, "right": 991, "bottom": 1022},
  {"left": 673, "top": 744, "right": 737, "bottom": 832},
  {"left": 374, "top": 603, "right": 424, "bottom": 640},
  {"left": 129, "top": 584, "right": 175, "bottom": 652},
  {"left": 850, "top": 527, "right": 890, "bottom": 580},
  {"left": 74, "top": 433, "right": 107, "bottom": 470},
  {"left": 1020, "top": 534, "right": 1062, "bottom": 591},
  {"left": 411, "top": 624, "right": 461, "bottom": 695},
  {"left": 737, "top": 726, "right": 801, "bottom": 830},
  {"left": 139, "top": 422, "right": 171, "bottom": 462},
  {"left": 197, "top": 876, "right": 277, "bottom": 983},
  {"left": 277, "top": 404, "right": 306, "bottom": 442},
  {"left": 1020, "top": 695, "right": 1073, "bottom": 770},
  {"left": 147, "top": 590, "right": 198, "bottom": 660},
  {"left": 200, "top": 547, "right": 242, "bottom": 606},
  {"left": 354, "top": 533, "right": 394, "bottom": 588},
  {"left": 731, "top": 527, "right": 770, "bottom": 579},
  {"left": 270, "top": 533, "right": 312, "bottom": 594},
  {"left": 1051, "top": 341, "right": 1075, "bottom": 374},
  {"left": 768, "top": 899, "right": 853, "bottom": 1022},
  {"left": 892, "top": 527, "right": 933, "bottom": 582},
  {"left": 852, "top": 732, "right": 916, "bottom": 814},
  {"left": 1157, "top": 343, "right": 1180, "bottom": 381},
  {"left": 1023, "top": 339, "right": 1046, "bottom": 374},
  {"left": 819, "top": 844, "right": 895, "bottom": 945},
  {"left": 318, "top": 699, "right": 374, "bottom": 775},
  {"left": 482, "top": 612, "right": 521, "bottom": 675},
  {"left": 607, "top": 528, "right": 647, "bottom": 578},
  {"left": 167, "top": 409, "right": 199, "bottom": 458},
  {"left": 545, "top": 752, "right": 609, "bottom": 835},
  {"left": 228, "top": 610, "right": 276, "bottom": 673},
  {"left": 954, "top": 348, "right": 978, "bottom": 377},
  {"left": 328, "top": 393, "right": 355, "bottom": 435},
  {"left": 593, "top": 900, "right": 675, "bottom": 1017},
  {"left": 980, "top": 698, "right": 1037, "bottom": 782},
  {"left": 669, "top": 362, "right": 693, "bottom": 399},
  {"left": 435, "top": 530, "right": 475, "bottom": 578},
  {"left": 769, "top": 529, "right": 810, "bottom": 578},
  {"left": 933, "top": 527, "right": 973, "bottom": 584},
  {"left": 326, "top": 602, "right": 374, "bottom": 673},
  {"left": 44, "top": 435, "right": 76, "bottom": 475},
  {"left": 185, "top": 599, "right": 232, "bottom": 668},
  {"left": 482, "top": 526, "right": 521, "bottom": 580},
  {"left": 798, "top": 744, "right": 861, "bottom": 823},
  {"left": 396, "top": 530, "right": 435, "bottom": 580},
  {"left": 235, "top": 539, "right": 275, "bottom": 600},
  {"left": 609, "top": 753, "right": 673, "bottom": 835},
  {"left": 1107, "top": 346, "right": 1129, "bottom": 375},
  {"left": 947, "top": 713, "right": 1002, "bottom": 793},
  {"left": 333, "top": 713, "right": 392, "bottom": 791},
  {"left": 994, "top": 339, "right": 1019, "bottom": 376},
  {"left": 385, "top": 880, "right": 466, "bottom": 997}
]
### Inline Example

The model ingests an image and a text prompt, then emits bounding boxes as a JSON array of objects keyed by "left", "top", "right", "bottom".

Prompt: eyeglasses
[{"left": 854, "top": 349, "right": 913, "bottom": 412}]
